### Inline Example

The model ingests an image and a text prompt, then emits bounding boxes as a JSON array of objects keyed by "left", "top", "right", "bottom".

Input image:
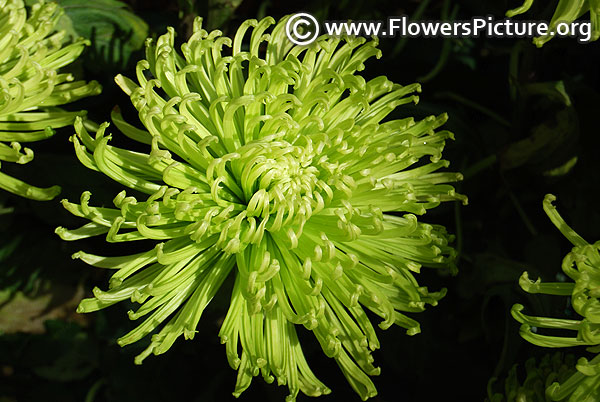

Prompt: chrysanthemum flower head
[
  {"left": 512, "top": 194, "right": 600, "bottom": 401},
  {"left": 57, "top": 16, "right": 466, "bottom": 400},
  {"left": 0, "top": 0, "right": 101, "bottom": 200},
  {"left": 506, "top": 0, "right": 600, "bottom": 46}
]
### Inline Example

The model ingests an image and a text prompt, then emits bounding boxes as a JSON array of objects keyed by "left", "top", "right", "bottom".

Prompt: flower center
[{"left": 229, "top": 139, "right": 326, "bottom": 234}]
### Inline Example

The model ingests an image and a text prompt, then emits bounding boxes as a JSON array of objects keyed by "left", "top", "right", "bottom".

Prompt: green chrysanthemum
[
  {"left": 486, "top": 353, "right": 578, "bottom": 402},
  {"left": 506, "top": 0, "right": 600, "bottom": 46},
  {"left": 57, "top": 16, "right": 466, "bottom": 400},
  {"left": 512, "top": 194, "right": 600, "bottom": 401},
  {"left": 0, "top": 0, "right": 101, "bottom": 200}
]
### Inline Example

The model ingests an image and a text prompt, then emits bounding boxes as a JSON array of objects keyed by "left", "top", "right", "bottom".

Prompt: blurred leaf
[
  {"left": 0, "top": 235, "right": 21, "bottom": 263},
  {"left": 0, "top": 206, "right": 13, "bottom": 215},
  {"left": 0, "top": 289, "right": 11, "bottom": 305},
  {"left": 453, "top": 39, "right": 477, "bottom": 70},
  {"left": 207, "top": 0, "right": 244, "bottom": 30},
  {"left": 543, "top": 156, "right": 578, "bottom": 177},
  {"left": 521, "top": 81, "right": 572, "bottom": 107},
  {"left": 0, "top": 292, "right": 52, "bottom": 334},
  {"left": 30, "top": 320, "right": 97, "bottom": 382},
  {"left": 56, "top": 0, "right": 149, "bottom": 69},
  {"left": 500, "top": 108, "right": 578, "bottom": 171},
  {"left": 32, "top": 343, "right": 95, "bottom": 382},
  {"left": 0, "top": 284, "right": 86, "bottom": 334},
  {"left": 176, "top": 0, "right": 195, "bottom": 14}
]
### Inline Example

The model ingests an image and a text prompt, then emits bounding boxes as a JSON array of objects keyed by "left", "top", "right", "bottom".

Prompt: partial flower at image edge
[{"left": 0, "top": 0, "right": 101, "bottom": 201}]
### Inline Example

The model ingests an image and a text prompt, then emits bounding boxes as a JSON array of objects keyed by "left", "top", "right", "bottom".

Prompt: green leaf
[{"left": 55, "top": 0, "right": 149, "bottom": 69}]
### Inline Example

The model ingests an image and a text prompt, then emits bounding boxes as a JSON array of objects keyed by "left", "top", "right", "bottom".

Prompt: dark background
[{"left": 1, "top": 0, "right": 599, "bottom": 401}]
